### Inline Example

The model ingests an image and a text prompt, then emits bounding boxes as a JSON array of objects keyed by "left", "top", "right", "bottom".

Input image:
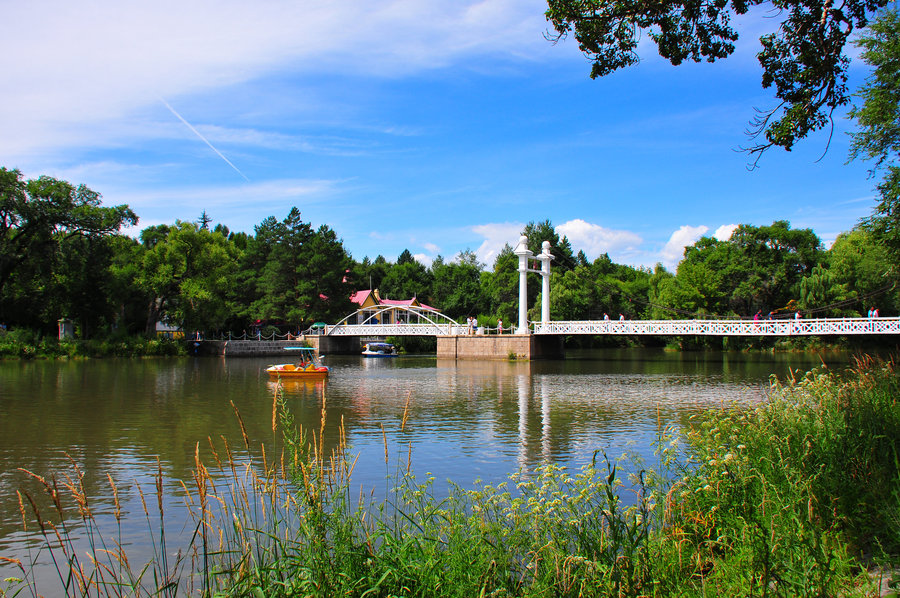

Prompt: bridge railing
[
  {"left": 324, "top": 323, "right": 470, "bottom": 336},
  {"left": 535, "top": 317, "right": 900, "bottom": 336}
]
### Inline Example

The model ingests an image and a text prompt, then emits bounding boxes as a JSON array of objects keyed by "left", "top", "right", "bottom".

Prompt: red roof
[
  {"left": 350, "top": 290, "right": 437, "bottom": 311},
  {"left": 350, "top": 290, "right": 374, "bottom": 305},
  {"left": 379, "top": 298, "right": 438, "bottom": 311}
]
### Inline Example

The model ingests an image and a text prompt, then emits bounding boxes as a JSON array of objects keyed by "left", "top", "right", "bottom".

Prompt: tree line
[{"left": 1, "top": 166, "right": 896, "bottom": 342}]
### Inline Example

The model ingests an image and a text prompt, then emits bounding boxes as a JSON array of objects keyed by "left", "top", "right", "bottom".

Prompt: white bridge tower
[{"left": 512, "top": 236, "right": 553, "bottom": 334}]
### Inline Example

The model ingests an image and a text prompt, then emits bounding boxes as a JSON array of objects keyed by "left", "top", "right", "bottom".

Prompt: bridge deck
[{"left": 324, "top": 317, "right": 900, "bottom": 337}]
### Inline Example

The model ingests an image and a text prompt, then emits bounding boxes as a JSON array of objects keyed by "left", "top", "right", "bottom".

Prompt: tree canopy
[
  {"left": 0, "top": 168, "right": 894, "bottom": 340},
  {"left": 0, "top": 168, "right": 137, "bottom": 300},
  {"left": 545, "top": 0, "right": 886, "bottom": 160},
  {"left": 850, "top": 10, "right": 900, "bottom": 265}
]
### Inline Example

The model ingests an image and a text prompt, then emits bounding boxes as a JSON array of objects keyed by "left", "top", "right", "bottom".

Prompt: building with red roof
[{"left": 349, "top": 289, "right": 438, "bottom": 324}]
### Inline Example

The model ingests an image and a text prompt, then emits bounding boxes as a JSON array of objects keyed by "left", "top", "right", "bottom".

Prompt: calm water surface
[{"left": 0, "top": 348, "right": 848, "bottom": 585}]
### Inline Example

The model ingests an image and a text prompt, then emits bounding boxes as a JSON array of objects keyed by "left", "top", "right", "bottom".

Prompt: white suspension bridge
[
  {"left": 323, "top": 235, "right": 899, "bottom": 339},
  {"left": 322, "top": 315, "right": 900, "bottom": 338}
]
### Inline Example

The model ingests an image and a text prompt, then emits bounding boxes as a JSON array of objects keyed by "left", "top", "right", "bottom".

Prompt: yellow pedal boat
[{"left": 266, "top": 347, "right": 329, "bottom": 379}]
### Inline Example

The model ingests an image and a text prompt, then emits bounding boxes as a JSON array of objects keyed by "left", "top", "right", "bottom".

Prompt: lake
[{"left": 0, "top": 348, "right": 847, "bottom": 590}]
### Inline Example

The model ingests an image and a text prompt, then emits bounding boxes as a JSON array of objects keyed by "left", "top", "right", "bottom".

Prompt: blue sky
[{"left": 1, "top": 0, "right": 879, "bottom": 271}]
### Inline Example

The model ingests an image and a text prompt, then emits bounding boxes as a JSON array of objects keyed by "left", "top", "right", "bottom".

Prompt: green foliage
[
  {"left": 549, "top": 266, "right": 598, "bottom": 320},
  {"left": 430, "top": 250, "right": 487, "bottom": 319},
  {"left": 137, "top": 220, "right": 239, "bottom": 334},
  {"left": 0, "top": 331, "right": 185, "bottom": 358},
  {"left": 482, "top": 244, "right": 519, "bottom": 324},
  {"left": 829, "top": 229, "right": 898, "bottom": 314},
  {"left": 2, "top": 164, "right": 896, "bottom": 342},
  {"left": 380, "top": 258, "right": 433, "bottom": 302},
  {"left": 681, "top": 356, "right": 900, "bottom": 568},
  {"left": 0, "top": 168, "right": 138, "bottom": 334},
  {"left": 386, "top": 335, "right": 436, "bottom": 353},
  {"left": 851, "top": 11, "right": 900, "bottom": 266},
  {"left": 523, "top": 219, "right": 576, "bottom": 274},
  {"left": 799, "top": 264, "right": 855, "bottom": 316},
  {"left": 546, "top": 0, "right": 880, "bottom": 160},
  {"left": 661, "top": 221, "right": 823, "bottom": 317},
  {"left": 248, "top": 210, "right": 353, "bottom": 327}
]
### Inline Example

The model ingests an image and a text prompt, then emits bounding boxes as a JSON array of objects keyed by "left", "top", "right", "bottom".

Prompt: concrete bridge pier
[
  {"left": 436, "top": 334, "right": 563, "bottom": 360},
  {"left": 305, "top": 334, "right": 361, "bottom": 354}
]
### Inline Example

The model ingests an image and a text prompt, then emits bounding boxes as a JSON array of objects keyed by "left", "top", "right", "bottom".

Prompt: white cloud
[
  {"left": 413, "top": 253, "right": 433, "bottom": 267},
  {"left": 714, "top": 223, "right": 738, "bottom": 241},
  {"left": 0, "top": 0, "right": 550, "bottom": 160},
  {"left": 555, "top": 219, "right": 643, "bottom": 261},
  {"left": 661, "top": 225, "right": 709, "bottom": 270},
  {"left": 472, "top": 221, "right": 525, "bottom": 267}
]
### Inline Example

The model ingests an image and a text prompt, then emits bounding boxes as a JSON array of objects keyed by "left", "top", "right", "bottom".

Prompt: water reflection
[{"left": 0, "top": 349, "right": 851, "bottom": 586}]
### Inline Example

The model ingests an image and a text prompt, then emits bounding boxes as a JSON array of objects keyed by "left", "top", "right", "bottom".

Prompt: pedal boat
[
  {"left": 362, "top": 342, "right": 398, "bottom": 357},
  {"left": 266, "top": 347, "right": 329, "bottom": 379}
]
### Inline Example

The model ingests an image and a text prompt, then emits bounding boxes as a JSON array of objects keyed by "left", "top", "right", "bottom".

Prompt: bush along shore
[
  {"left": 3, "top": 356, "right": 900, "bottom": 596},
  {"left": 0, "top": 329, "right": 186, "bottom": 359}
]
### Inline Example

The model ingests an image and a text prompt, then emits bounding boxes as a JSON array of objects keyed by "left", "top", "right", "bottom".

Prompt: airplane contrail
[{"left": 159, "top": 97, "right": 250, "bottom": 182}]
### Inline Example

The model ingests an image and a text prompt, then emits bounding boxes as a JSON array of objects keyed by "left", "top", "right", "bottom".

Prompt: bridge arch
[{"left": 327, "top": 305, "right": 465, "bottom": 336}]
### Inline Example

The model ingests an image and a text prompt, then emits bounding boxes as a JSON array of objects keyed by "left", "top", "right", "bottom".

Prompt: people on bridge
[
  {"left": 619, "top": 313, "right": 624, "bottom": 320},
  {"left": 497, "top": 318, "right": 503, "bottom": 334},
  {"left": 603, "top": 313, "right": 609, "bottom": 321}
]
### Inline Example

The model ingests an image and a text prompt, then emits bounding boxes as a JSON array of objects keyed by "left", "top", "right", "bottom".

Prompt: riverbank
[
  {"left": 3, "top": 354, "right": 898, "bottom": 596},
  {"left": 0, "top": 330, "right": 186, "bottom": 358}
]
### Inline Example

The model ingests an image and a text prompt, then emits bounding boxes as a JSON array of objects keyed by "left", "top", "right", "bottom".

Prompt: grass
[
  {"left": 0, "top": 329, "right": 186, "bottom": 359},
  {"left": 3, "top": 355, "right": 900, "bottom": 596}
]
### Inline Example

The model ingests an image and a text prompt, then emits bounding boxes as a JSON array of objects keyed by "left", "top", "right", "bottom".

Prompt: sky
[{"left": 1, "top": 0, "right": 881, "bottom": 271}]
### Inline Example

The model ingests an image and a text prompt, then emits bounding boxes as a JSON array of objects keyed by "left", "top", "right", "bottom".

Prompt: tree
[
  {"left": 828, "top": 228, "right": 898, "bottom": 313},
  {"left": 545, "top": 0, "right": 884, "bottom": 160},
  {"left": 0, "top": 168, "right": 137, "bottom": 318},
  {"left": 137, "top": 221, "right": 239, "bottom": 334},
  {"left": 106, "top": 235, "right": 151, "bottom": 335},
  {"left": 667, "top": 221, "right": 822, "bottom": 317},
  {"left": 523, "top": 220, "right": 576, "bottom": 274},
  {"left": 483, "top": 244, "right": 519, "bottom": 322},
  {"left": 348, "top": 255, "right": 391, "bottom": 293},
  {"left": 430, "top": 250, "right": 487, "bottom": 318},
  {"left": 850, "top": 11, "right": 900, "bottom": 264},
  {"left": 248, "top": 209, "right": 353, "bottom": 327},
  {"left": 380, "top": 259, "right": 432, "bottom": 301},
  {"left": 50, "top": 235, "right": 120, "bottom": 337},
  {"left": 799, "top": 264, "right": 854, "bottom": 316},
  {"left": 549, "top": 266, "right": 600, "bottom": 320},
  {"left": 302, "top": 224, "right": 354, "bottom": 323},
  {"left": 728, "top": 221, "right": 822, "bottom": 312}
]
